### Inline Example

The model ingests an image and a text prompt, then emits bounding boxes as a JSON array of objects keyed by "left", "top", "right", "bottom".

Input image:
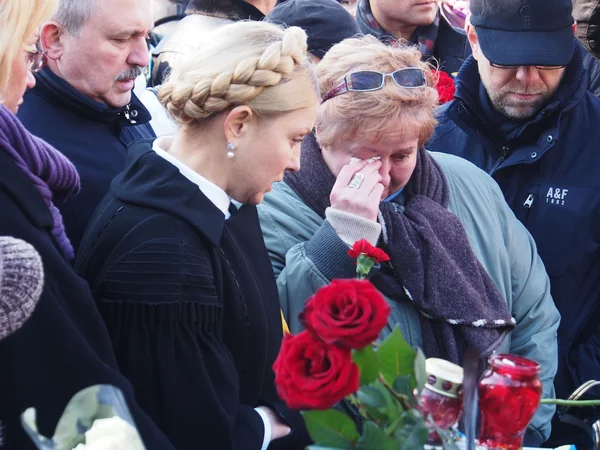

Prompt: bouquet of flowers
[
  {"left": 273, "top": 240, "right": 458, "bottom": 449},
  {"left": 21, "top": 384, "right": 145, "bottom": 450}
]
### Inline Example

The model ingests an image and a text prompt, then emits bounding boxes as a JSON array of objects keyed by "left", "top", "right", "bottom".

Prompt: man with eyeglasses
[{"left": 428, "top": 0, "right": 600, "bottom": 447}]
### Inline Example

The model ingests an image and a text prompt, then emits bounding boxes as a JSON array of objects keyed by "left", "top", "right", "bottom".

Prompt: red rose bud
[
  {"left": 273, "top": 331, "right": 359, "bottom": 410},
  {"left": 300, "top": 279, "right": 391, "bottom": 349}
]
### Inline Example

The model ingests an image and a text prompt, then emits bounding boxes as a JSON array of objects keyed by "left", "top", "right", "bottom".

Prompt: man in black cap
[
  {"left": 428, "top": 0, "right": 600, "bottom": 447},
  {"left": 266, "top": 0, "right": 361, "bottom": 62}
]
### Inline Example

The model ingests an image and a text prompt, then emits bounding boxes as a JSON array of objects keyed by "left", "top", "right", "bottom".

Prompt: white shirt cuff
[{"left": 254, "top": 407, "right": 272, "bottom": 450}]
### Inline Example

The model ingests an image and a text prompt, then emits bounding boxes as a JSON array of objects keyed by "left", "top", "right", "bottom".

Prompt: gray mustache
[{"left": 115, "top": 66, "right": 143, "bottom": 82}]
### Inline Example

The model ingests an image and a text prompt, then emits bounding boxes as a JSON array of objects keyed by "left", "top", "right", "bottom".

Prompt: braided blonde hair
[{"left": 159, "top": 21, "right": 318, "bottom": 125}]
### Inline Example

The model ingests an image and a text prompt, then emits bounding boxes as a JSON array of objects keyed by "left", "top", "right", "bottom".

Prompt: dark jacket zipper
[
  {"left": 457, "top": 100, "right": 511, "bottom": 176},
  {"left": 521, "top": 192, "right": 536, "bottom": 227}
]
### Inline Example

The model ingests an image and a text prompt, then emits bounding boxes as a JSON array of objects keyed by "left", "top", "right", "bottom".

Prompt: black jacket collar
[
  {"left": 452, "top": 41, "right": 587, "bottom": 137},
  {"left": 33, "top": 67, "right": 152, "bottom": 126},
  {"left": 111, "top": 140, "right": 226, "bottom": 246}
]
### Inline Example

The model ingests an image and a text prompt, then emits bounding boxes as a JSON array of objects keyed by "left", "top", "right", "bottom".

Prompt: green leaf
[
  {"left": 307, "top": 447, "right": 353, "bottom": 450},
  {"left": 302, "top": 409, "right": 359, "bottom": 449},
  {"left": 353, "top": 345, "right": 379, "bottom": 385},
  {"left": 392, "top": 375, "right": 414, "bottom": 398},
  {"left": 355, "top": 422, "right": 398, "bottom": 450},
  {"left": 376, "top": 327, "right": 417, "bottom": 385},
  {"left": 414, "top": 348, "right": 427, "bottom": 395},
  {"left": 373, "top": 379, "right": 402, "bottom": 421},
  {"left": 357, "top": 385, "right": 387, "bottom": 410},
  {"left": 395, "top": 410, "right": 429, "bottom": 450},
  {"left": 355, "top": 380, "right": 404, "bottom": 424}
]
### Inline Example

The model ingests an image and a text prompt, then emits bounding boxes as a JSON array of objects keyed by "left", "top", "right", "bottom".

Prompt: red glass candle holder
[
  {"left": 419, "top": 358, "right": 464, "bottom": 443},
  {"left": 478, "top": 354, "right": 542, "bottom": 450}
]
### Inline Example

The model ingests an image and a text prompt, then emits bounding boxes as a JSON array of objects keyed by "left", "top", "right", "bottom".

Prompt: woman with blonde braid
[{"left": 75, "top": 21, "right": 319, "bottom": 450}]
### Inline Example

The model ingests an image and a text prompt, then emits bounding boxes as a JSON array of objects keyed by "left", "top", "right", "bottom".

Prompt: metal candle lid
[{"left": 425, "top": 358, "right": 464, "bottom": 399}]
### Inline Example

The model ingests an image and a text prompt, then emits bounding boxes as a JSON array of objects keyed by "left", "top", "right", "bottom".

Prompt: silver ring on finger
[{"left": 348, "top": 172, "right": 365, "bottom": 189}]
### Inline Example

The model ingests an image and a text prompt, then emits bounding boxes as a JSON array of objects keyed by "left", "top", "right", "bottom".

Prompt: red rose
[
  {"left": 273, "top": 331, "right": 359, "bottom": 410},
  {"left": 300, "top": 279, "right": 391, "bottom": 349},
  {"left": 348, "top": 239, "right": 390, "bottom": 263},
  {"left": 432, "top": 70, "right": 456, "bottom": 104}
]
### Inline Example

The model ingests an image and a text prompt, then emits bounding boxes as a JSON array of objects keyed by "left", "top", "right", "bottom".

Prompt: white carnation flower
[{"left": 72, "top": 417, "right": 145, "bottom": 450}]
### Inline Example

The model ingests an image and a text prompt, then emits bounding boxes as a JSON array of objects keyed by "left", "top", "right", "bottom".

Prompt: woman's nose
[
  {"left": 287, "top": 148, "right": 301, "bottom": 173},
  {"left": 379, "top": 160, "right": 392, "bottom": 188}
]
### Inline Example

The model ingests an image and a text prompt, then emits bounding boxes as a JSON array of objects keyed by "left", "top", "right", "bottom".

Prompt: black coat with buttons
[
  {"left": 428, "top": 42, "right": 600, "bottom": 445},
  {"left": 75, "top": 141, "right": 309, "bottom": 450},
  {"left": 17, "top": 67, "right": 155, "bottom": 252}
]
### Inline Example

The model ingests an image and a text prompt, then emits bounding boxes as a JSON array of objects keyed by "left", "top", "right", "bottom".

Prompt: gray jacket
[{"left": 258, "top": 152, "right": 560, "bottom": 443}]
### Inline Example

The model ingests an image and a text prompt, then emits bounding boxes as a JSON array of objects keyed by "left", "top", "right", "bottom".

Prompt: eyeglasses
[
  {"left": 321, "top": 68, "right": 428, "bottom": 103},
  {"left": 26, "top": 47, "right": 48, "bottom": 73},
  {"left": 489, "top": 61, "right": 566, "bottom": 71}
]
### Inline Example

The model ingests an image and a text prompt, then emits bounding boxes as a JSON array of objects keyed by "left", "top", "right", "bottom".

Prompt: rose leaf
[
  {"left": 355, "top": 422, "right": 398, "bottom": 450},
  {"left": 356, "top": 383, "right": 399, "bottom": 423},
  {"left": 395, "top": 410, "right": 429, "bottom": 449},
  {"left": 302, "top": 409, "right": 359, "bottom": 448},
  {"left": 414, "top": 348, "right": 427, "bottom": 395},
  {"left": 356, "top": 385, "right": 386, "bottom": 409},
  {"left": 352, "top": 345, "right": 379, "bottom": 385},
  {"left": 392, "top": 375, "right": 413, "bottom": 398},
  {"left": 373, "top": 380, "right": 402, "bottom": 421},
  {"left": 376, "top": 327, "right": 416, "bottom": 386},
  {"left": 307, "top": 447, "right": 354, "bottom": 450}
]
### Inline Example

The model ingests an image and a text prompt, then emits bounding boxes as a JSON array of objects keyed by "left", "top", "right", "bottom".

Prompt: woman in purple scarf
[{"left": 0, "top": 1, "right": 174, "bottom": 448}]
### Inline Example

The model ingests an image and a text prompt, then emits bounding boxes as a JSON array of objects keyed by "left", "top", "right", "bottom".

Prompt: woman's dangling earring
[{"left": 227, "top": 142, "right": 236, "bottom": 159}]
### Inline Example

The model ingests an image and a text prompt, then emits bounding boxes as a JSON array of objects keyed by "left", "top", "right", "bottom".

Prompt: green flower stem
[
  {"left": 540, "top": 399, "right": 600, "bottom": 406},
  {"left": 349, "top": 394, "right": 377, "bottom": 422},
  {"left": 384, "top": 416, "right": 403, "bottom": 436},
  {"left": 378, "top": 375, "right": 413, "bottom": 411}
]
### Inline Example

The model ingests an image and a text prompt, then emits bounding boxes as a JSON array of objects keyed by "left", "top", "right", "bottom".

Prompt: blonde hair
[
  {"left": 0, "top": 0, "right": 58, "bottom": 96},
  {"left": 158, "top": 21, "right": 319, "bottom": 125},
  {"left": 315, "top": 35, "right": 439, "bottom": 148}
]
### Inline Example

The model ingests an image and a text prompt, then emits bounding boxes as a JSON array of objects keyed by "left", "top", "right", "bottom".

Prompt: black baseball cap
[
  {"left": 470, "top": 0, "right": 575, "bottom": 67},
  {"left": 266, "top": 0, "right": 361, "bottom": 58}
]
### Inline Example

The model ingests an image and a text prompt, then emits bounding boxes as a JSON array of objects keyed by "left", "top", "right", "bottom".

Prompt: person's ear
[
  {"left": 465, "top": 18, "right": 481, "bottom": 61},
  {"left": 40, "top": 22, "right": 65, "bottom": 61},
  {"left": 572, "top": 22, "right": 577, "bottom": 35},
  {"left": 223, "top": 105, "right": 255, "bottom": 144}
]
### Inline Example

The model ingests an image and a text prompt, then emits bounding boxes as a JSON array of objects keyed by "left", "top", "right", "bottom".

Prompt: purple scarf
[{"left": 0, "top": 105, "right": 80, "bottom": 259}]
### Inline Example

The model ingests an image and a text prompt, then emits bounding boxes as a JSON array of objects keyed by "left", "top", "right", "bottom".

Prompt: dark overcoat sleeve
[{"left": 0, "top": 183, "right": 174, "bottom": 449}]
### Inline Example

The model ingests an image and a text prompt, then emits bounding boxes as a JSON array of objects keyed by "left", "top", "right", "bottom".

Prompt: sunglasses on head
[{"left": 321, "top": 68, "right": 428, "bottom": 103}]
